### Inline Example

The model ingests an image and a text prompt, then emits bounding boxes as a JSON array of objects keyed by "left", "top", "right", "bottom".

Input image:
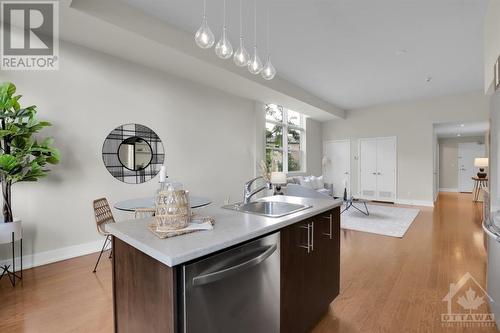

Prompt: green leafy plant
[{"left": 0, "top": 82, "right": 60, "bottom": 223}]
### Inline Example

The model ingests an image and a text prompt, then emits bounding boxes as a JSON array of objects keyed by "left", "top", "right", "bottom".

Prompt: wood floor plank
[{"left": 0, "top": 193, "right": 496, "bottom": 332}]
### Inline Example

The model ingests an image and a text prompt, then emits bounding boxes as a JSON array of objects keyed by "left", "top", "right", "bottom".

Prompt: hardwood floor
[
  {"left": 0, "top": 193, "right": 496, "bottom": 332},
  {"left": 0, "top": 250, "right": 113, "bottom": 333}
]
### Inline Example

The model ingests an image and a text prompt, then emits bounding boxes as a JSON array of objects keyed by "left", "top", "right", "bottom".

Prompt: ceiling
[
  {"left": 123, "top": 0, "right": 489, "bottom": 110},
  {"left": 434, "top": 121, "right": 489, "bottom": 138}
]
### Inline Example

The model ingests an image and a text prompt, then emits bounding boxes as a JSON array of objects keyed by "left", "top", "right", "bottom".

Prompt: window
[{"left": 265, "top": 104, "right": 305, "bottom": 173}]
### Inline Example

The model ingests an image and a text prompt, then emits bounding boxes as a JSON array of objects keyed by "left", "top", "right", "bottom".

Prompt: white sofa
[{"left": 284, "top": 175, "right": 334, "bottom": 199}]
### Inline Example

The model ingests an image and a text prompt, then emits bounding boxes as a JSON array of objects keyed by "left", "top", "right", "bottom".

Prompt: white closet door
[
  {"left": 324, "top": 140, "right": 350, "bottom": 197},
  {"left": 376, "top": 137, "right": 396, "bottom": 201},
  {"left": 359, "top": 139, "right": 378, "bottom": 200}
]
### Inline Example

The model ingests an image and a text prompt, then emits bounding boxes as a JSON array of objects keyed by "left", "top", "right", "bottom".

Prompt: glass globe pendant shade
[
  {"left": 215, "top": 28, "right": 233, "bottom": 59},
  {"left": 261, "top": 55, "right": 276, "bottom": 80},
  {"left": 233, "top": 37, "right": 250, "bottom": 66},
  {"left": 248, "top": 46, "right": 263, "bottom": 74},
  {"left": 195, "top": 17, "right": 215, "bottom": 49}
]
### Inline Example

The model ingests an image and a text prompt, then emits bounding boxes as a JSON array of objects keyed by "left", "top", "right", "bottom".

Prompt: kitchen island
[{"left": 107, "top": 195, "right": 342, "bottom": 333}]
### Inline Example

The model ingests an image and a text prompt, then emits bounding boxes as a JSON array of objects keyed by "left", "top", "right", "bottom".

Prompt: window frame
[{"left": 265, "top": 104, "right": 306, "bottom": 174}]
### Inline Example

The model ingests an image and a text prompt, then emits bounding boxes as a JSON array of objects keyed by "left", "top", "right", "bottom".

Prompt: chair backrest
[
  {"left": 93, "top": 198, "right": 115, "bottom": 235},
  {"left": 134, "top": 208, "right": 156, "bottom": 219}
]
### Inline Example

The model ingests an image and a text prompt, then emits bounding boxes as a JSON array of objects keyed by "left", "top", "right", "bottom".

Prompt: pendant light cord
[
  {"left": 254, "top": 0, "right": 257, "bottom": 47},
  {"left": 203, "top": 0, "right": 206, "bottom": 18},
  {"left": 239, "top": 0, "right": 243, "bottom": 38},
  {"left": 223, "top": 0, "right": 226, "bottom": 29},
  {"left": 266, "top": 0, "right": 270, "bottom": 55}
]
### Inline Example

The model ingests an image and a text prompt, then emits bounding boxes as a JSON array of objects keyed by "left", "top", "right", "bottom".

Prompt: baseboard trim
[
  {"left": 439, "top": 188, "right": 459, "bottom": 193},
  {"left": 0, "top": 239, "right": 105, "bottom": 271},
  {"left": 395, "top": 199, "right": 434, "bottom": 207}
]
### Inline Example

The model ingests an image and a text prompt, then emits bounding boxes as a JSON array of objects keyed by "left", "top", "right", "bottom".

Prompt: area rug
[{"left": 341, "top": 204, "right": 420, "bottom": 238}]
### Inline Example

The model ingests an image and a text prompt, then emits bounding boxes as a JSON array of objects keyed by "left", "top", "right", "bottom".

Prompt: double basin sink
[{"left": 223, "top": 201, "right": 312, "bottom": 218}]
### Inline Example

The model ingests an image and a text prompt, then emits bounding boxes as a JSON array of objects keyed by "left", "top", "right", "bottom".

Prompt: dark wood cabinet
[
  {"left": 314, "top": 207, "right": 340, "bottom": 307},
  {"left": 280, "top": 207, "right": 340, "bottom": 333},
  {"left": 280, "top": 219, "right": 311, "bottom": 333}
]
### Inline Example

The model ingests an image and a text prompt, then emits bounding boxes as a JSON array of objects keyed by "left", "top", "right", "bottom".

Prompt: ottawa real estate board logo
[
  {"left": 441, "top": 272, "right": 496, "bottom": 328},
  {"left": 1, "top": 1, "right": 59, "bottom": 70}
]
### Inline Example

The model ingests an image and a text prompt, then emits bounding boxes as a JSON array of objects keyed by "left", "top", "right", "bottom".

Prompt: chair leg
[
  {"left": 0, "top": 265, "right": 9, "bottom": 281},
  {"left": 93, "top": 236, "right": 110, "bottom": 273},
  {"left": 20, "top": 238, "right": 23, "bottom": 280}
]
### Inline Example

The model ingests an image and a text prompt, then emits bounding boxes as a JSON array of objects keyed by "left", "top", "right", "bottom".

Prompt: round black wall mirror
[
  {"left": 102, "top": 124, "right": 165, "bottom": 184},
  {"left": 117, "top": 136, "right": 153, "bottom": 171}
]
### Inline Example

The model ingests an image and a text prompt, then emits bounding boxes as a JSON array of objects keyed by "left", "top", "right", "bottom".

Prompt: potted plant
[{"left": 0, "top": 82, "right": 59, "bottom": 241}]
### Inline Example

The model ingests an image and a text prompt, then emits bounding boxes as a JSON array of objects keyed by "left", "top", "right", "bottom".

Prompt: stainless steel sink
[{"left": 222, "top": 201, "right": 312, "bottom": 218}]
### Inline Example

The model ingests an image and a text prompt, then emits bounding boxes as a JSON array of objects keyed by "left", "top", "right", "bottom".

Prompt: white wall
[
  {"left": 438, "top": 137, "right": 485, "bottom": 190},
  {"left": 0, "top": 40, "right": 259, "bottom": 266},
  {"left": 306, "top": 118, "right": 323, "bottom": 176},
  {"left": 322, "top": 92, "right": 489, "bottom": 205},
  {"left": 484, "top": 0, "right": 500, "bottom": 93}
]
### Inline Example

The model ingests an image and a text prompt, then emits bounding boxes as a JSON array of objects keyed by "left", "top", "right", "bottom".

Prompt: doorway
[
  {"left": 458, "top": 142, "right": 486, "bottom": 192},
  {"left": 435, "top": 121, "right": 488, "bottom": 193},
  {"left": 324, "top": 140, "right": 350, "bottom": 198}
]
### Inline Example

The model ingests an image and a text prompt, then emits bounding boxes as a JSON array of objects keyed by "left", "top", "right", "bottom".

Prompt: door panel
[
  {"left": 359, "top": 139, "right": 378, "bottom": 200},
  {"left": 280, "top": 220, "right": 311, "bottom": 333},
  {"left": 314, "top": 208, "right": 340, "bottom": 307},
  {"left": 458, "top": 143, "right": 485, "bottom": 192},
  {"left": 324, "top": 141, "right": 350, "bottom": 197},
  {"left": 376, "top": 137, "right": 396, "bottom": 201}
]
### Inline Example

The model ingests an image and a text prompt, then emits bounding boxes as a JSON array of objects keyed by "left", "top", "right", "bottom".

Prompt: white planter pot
[{"left": 0, "top": 219, "right": 22, "bottom": 245}]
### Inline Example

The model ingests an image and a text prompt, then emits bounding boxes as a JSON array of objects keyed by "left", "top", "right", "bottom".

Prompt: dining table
[{"left": 114, "top": 196, "right": 212, "bottom": 212}]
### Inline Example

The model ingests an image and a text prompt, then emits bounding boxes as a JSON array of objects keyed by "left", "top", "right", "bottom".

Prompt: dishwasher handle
[{"left": 192, "top": 243, "right": 278, "bottom": 286}]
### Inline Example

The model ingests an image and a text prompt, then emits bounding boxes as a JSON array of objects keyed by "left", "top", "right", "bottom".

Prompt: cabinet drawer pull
[
  {"left": 310, "top": 222, "right": 314, "bottom": 251},
  {"left": 322, "top": 214, "right": 333, "bottom": 239},
  {"left": 299, "top": 224, "right": 311, "bottom": 253}
]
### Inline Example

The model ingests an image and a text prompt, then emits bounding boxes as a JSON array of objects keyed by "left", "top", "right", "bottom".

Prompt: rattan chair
[
  {"left": 134, "top": 208, "right": 156, "bottom": 219},
  {"left": 92, "top": 198, "right": 115, "bottom": 273}
]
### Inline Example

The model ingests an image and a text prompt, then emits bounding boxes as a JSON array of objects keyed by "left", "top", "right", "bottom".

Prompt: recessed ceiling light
[
  {"left": 460, "top": 124, "right": 465, "bottom": 127},
  {"left": 457, "top": 134, "right": 461, "bottom": 137}
]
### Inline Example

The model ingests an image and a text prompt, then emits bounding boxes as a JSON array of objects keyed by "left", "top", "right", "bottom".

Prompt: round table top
[{"left": 114, "top": 196, "right": 212, "bottom": 212}]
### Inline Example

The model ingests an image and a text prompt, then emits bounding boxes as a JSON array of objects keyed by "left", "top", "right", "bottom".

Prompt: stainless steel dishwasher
[{"left": 180, "top": 232, "right": 280, "bottom": 333}]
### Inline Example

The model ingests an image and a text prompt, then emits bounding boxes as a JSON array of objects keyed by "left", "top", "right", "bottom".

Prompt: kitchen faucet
[{"left": 243, "top": 176, "right": 272, "bottom": 204}]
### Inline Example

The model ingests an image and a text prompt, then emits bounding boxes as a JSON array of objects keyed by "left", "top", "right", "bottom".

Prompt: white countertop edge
[{"left": 108, "top": 196, "right": 342, "bottom": 267}]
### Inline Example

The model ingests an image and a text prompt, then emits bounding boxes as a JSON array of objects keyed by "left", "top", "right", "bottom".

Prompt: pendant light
[
  {"left": 195, "top": 0, "right": 215, "bottom": 49},
  {"left": 233, "top": 0, "right": 250, "bottom": 66},
  {"left": 248, "top": 0, "right": 263, "bottom": 74},
  {"left": 261, "top": 1, "right": 276, "bottom": 80},
  {"left": 215, "top": 0, "right": 233, "bottom": 59}
]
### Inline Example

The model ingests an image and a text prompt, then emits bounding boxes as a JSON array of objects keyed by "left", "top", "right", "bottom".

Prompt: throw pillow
[
  {"left": 300, "top": 177, "right": 313, "bottom": 189},
  {"left": 315, "top": 175, "right": 324, "bottom": 189}
]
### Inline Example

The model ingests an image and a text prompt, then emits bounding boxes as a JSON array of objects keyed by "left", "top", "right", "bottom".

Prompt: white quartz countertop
[{"left": 107, "top": 195, "right": 342, "bottom": 267}]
